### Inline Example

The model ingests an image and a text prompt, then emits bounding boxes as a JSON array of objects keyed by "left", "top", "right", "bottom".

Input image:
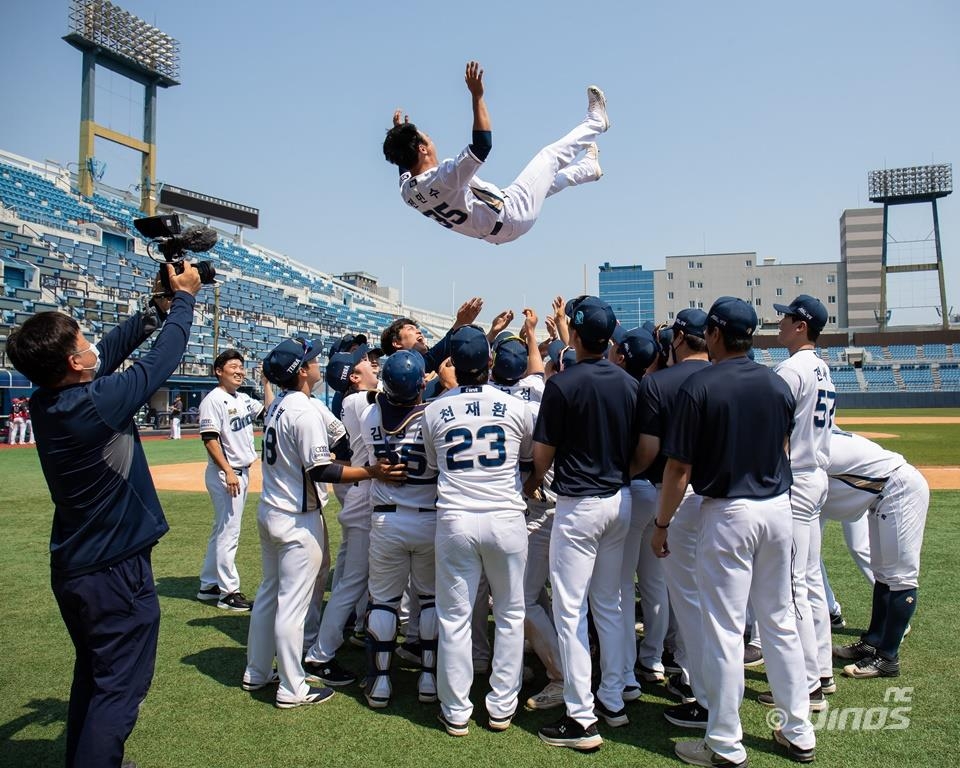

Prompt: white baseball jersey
[
  {"left": 259, "top": 389, "right": 333, "bottom": 513},
  {"left": 491, "top": 373, "right": 545, "bottom": 404},
  {"left": 399, "top": 147, "right": 503, "bottom": 240},
  {"left": 360, "top": 399, "right": 438, "bottom": 510},
  {"left": 775, "top": 348, "right": 835, "bottom": 470},
  {"left": 340, "top": 391, "right": 375, "bottom": 468},
  {"left": 823, "top": 429, "right": 907, "bottom": 521},
  {"left": 198, "top": 387, "right": 263, "bottom": 468},
  {"left": 423, "top": 385, "right": 534, "bottom": 513}
]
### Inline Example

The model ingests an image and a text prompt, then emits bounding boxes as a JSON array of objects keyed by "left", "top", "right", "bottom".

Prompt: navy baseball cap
[
  {"left": 569, "top": 296, "right": 617, "bottom": 347},
  {"left": 707, "top": 297, "right": 757, "bottom": 338},
  {"left": 619, "top": 327, "right": 659, "bottom": 375},
  {"left": 381, "top": 349, "right": 425, "bottom": 404},
  {"left": 325, "top": 344, "right": 369, "bottom": 393},
  {"left": 330, "top": 332, "right": 367, "bottom": 356},
  {"left": 492, "top": 335, "right": 527, "bottom": 382},
  {"left": 672, "top": 308, "right": 708, "bottom": 338},
  {"left": 263, "top": 337, "right": 323, "bottom": 385},
  {"left": 773, "top": 294, "right": 828, "bottom": 333},
  {"left": 450, "top": 325, "right": 490, "bottom": 373},
  {"left": 547, "top": 339, "right": 578, "bottom": 370},
  {"left": 611, "top": 324, "right": 627, "bottom": 345}
]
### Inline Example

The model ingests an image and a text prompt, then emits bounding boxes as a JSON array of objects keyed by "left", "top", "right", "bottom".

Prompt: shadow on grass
[
  {"left": 155, "top": 575, "right": 204, "bottom": 603},
  {"left": 181, "top": 645, "right": 249, "bottom": 689},
  {"left": 0, "top": 697, "right": 67, "bottom": 766},
  {"left": 186, "top": 613, "right": 250, "bottom": 646}
]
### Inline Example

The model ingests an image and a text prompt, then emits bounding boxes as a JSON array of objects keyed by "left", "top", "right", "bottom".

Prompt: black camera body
[{"left": 133, "top": 214, "right": 217, "bottom": 295}]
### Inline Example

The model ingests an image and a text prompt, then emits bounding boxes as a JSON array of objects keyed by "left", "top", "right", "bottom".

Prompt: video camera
[{"left": 133, "top": 213, "right": 217, "bottom": 295}]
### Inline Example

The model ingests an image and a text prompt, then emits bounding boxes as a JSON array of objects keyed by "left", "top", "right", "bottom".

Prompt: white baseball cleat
[
  {"left": 586, "top": 143, "right": 602, "bottom": 179},
  {"left": 586, "top": 85, "right": 609, "bottom": 132}
]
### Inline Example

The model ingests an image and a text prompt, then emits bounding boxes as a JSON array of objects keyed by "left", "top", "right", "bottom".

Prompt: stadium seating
[
  {"left": 861, "top": 365, "right": 898, "bottom": 392},
  {"left": 830, "top": 366, "right": 860, "bottom": 393},
  {"left": 922, "top": 343, "right": 948, "bottom": 360},
  {"left": 887, "top": 344, "right": 918, "bottom": 361},
  {"left": 900, "top": 365, "right": 934, "bottom": 391}
]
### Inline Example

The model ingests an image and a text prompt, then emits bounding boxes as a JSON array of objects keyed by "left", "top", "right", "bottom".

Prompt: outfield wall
[{"left": 835, "top": 391, "right": 960, "bottom": 409}]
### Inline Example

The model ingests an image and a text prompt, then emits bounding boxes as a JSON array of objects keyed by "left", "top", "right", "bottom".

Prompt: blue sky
[{"left": 3, "top": 1, "right": 958, "bottom": 328}]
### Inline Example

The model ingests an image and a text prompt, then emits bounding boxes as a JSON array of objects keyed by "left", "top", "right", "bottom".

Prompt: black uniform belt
[
  {"left": 231, "top": 466, "right": 249, "bottom": 475},
  {"left": 490, "top": 221, "right": 503, "bottom": 236},
  {"left": 373, "top": 504, "right": 435, "bottom": 513}
]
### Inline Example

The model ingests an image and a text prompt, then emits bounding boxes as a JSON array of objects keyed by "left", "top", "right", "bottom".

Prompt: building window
[
  {"left": 828, "top": 315, "right": 836, "bottom": 324},
  {"left": 755, "top": 298, "right": 762, "bottom": 306},
  {"left": 755, "top": 277, "right": 760, "bottom": 286},
  {"left": 697, "top": 301, "right": 704, "bottom": 308},
  {"left": 827, "top": 274, "right": 836, "bottom": 284},
  {"left": 746, "top": 279, "right": 753, "bottom": 287},
  {"left": 689, "top": 301, "right": 696, "bottom": 308},
  {"left": 688, "top": 260, "right": 695, "bottom": 269},
  {"left": 697, "top": 282, "right": 703, "bottom": 289},
  {"left": 828, "top": 295, "right": 836, "bottom": 304},
  {"left": 689, "top": 280, "right": 696, "bottom": 288},
  {"left": 668, "top": 291, "right": 674, "bottom": 299},
  {"left": 795, "top": 276, "right": 803, "bottom": 285},
  {"left": 697, "top": 262, "right": 703, "bottom": 269},
  {"left": 667, "top": 272, "right": 673, "bottom": 280},
  {"left": 745, "top": 259, "right": 752, "bottom": 267},
  {"left": 668, "top": 311, "right": 675, "bottom": 319},
  {"left": 776, "top": 288, "right": 784, "bottom": 296}
]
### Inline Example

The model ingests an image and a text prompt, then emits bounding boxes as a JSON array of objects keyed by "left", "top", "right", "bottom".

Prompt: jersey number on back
[
  {"left": 813, "top": 389, "right": 837, "bottom": 429},
  {"left": 263, "top": 427, "right": 278, "bottom": 465},
  {"left": 423, "top": 202, "right": 467, "bottom": 229},
  {"left": 445, "top": 425, "right": 507, "bottom": 470}
]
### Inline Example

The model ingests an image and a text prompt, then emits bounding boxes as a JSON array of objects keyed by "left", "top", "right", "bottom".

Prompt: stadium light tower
[
  {"left": 868, "top": 164, "right": 952, "bottom": 330},
  {"left": 64, "top": 0, "right": 180, "bottom": 215}
]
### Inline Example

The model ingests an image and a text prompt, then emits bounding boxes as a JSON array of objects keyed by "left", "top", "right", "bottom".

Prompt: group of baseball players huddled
[{"left": 193, "top": 290, "right": 928, "bottom": 767}]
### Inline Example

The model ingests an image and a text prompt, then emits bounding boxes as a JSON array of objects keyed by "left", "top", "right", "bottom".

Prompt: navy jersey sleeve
[
  {"left": 92, "top": 292, "right": 196, "bottom": 430},
  {"left": 532, "top": 378, "right": 566, "bottom": 446},
  {"left": 663, "top": 386, "right": 700, "bottom": 464},
  {"left": 422, "top": 330, "right": 452, "bottom": 374},
  {"left": 637, "top": 375, "right": 662, "bottom": 437}
]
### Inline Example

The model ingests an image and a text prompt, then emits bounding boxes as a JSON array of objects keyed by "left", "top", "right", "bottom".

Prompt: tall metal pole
[{"left": 932, "top": 199, "right": 950, "bottom": 330}]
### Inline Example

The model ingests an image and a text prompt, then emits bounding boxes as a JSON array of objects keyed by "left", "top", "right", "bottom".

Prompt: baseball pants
[
  {"left": 551, "top": 491, "right": 630, "bottom": 728},
  {"left": 629, "top": 479, "right": 669, "bottom": 676},
  {"left": 170, "top": 417, "right": 180, "bottom": 440},
  {"left": 8, "top": 416, "right": 25, "bottom": 444},
  {"left": 820, "top": 514, "right": 873, "bottom": 616},
  {"left": 245, "top": 506, "right": 324, "bottom": 704},
  {"left": 487, "top": 116, "right": 606, "bottom": 244},
  {"left": 52, "top": 548, "right": 159, "bottom": 768},
  {"left": 199, "top": 464, "right": 249, "bottom": 594},
  {"left": 659, "top": 485, "right": 708, "bottom": 705},
  {"left": 436, "top": 508, "right": 528, "bottom": 723},
  {"left": 524, "top": 502, "right": 562, "bottom": 681},
  {"left": 698, "top": 494, "right": 814, "bottom": 764},
  {"left": 868, "top": 465, "right": 929, "bottom": 590}
]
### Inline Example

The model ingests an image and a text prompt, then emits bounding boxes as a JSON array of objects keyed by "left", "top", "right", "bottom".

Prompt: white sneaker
[
  {"left": 586, "top": 86, "right": 609, "bottom": 131},
  {"left": 526, "top": 680, "right": 565, "bottom": 710},
  {"left": 586, "top": 143, "right": 602, "bottom": 179}
]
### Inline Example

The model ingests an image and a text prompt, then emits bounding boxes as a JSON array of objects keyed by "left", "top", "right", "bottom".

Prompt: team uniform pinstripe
[{"left": 198, "top": 387, "right": 262, "bottom": 595}]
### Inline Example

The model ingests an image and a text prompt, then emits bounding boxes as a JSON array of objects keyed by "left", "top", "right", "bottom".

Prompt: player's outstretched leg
[{"left": 365, "top": 599, "right": 399, "bottom": 708}]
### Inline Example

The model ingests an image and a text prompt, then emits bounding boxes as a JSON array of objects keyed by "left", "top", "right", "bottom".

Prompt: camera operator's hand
[{"left": 166, "top": 261, "right": 202, "bottom": 297}]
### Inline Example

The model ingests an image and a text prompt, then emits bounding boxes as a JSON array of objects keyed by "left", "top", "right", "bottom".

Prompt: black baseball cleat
[
  {"left": 833, "top": 639, "right": 877, "bottom": 660},
  {"left": 843, "top": 653, "right": 900, "bottom": 678},
  {"left": 820, "top": 675, "right": 837, "bottom": 694},
  {"left": 438, "top": 712, "right": 469, "bottom": 737},
  {"left": 303, "top": 657, "right": 356, "bottom": 687},
  {"left": 217, "top": 591, "right": 253, "bottom": 612},
  {"left": 241, "top": 670, "right": 279, "bottom": 692},
  {"left": 772, "top": 729, "right": 815, "bottom": 763},
  {"left": 594, "top": 699, "right": 629, "bottom": 727},
  {"left": 666, "top": 672, "right": 697, "bottom": 703},
  {"left": 538, "top": 715, "right": 603, "bottom": 750},
  {"left": 758, "top": 685, "right": 826, "bottom": 712},
  {"left": 829, "top": 610, "right": 846, "bottom": 629},
  {"left": 275, "top": 686, "right": 335, "bottom": 709},
  {"left": 662, "top": 649, "right": 682, "bottom": 675},
  {"left": 196, "top": 585, "right": 220, "bottom": 602},
  {"left": 664, "top": 701, "right": 709, "bottom": 729},
  {"left": 395, "top": 640, "right": 422, "bottom": 666}
]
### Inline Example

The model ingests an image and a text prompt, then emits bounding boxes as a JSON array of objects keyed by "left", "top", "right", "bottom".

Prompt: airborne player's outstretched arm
[{"left": 465, "top": 60, "right": 491, "bottom": 134}]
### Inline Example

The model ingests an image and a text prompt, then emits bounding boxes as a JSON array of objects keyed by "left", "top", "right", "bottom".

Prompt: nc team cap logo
[
  {"left": 263, "top": 338, "right": 322, "bottom": 386},
  {"left": 569, "top": 296, "right": 617, "bottom": 347},
  {"left": 707, "top": 297, "right": 757, "bottom": 338},
  {"left": 672, "top": 308, "right": 708, "bottom": 338},
  {"left": 773, "top": 294, "right": 828, "bottom": 333}
]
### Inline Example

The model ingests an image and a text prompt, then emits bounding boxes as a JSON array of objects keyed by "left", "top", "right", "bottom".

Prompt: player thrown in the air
[{"left": 383, "top": 60, "right": 607, "bottom": 244}]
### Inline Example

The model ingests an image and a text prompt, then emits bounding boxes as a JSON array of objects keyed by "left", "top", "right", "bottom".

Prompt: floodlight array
[
  {"left": 68, "top": 0, "right": 180, "bottom": 81},
  {"left": 868, "top": 164, "right": 952, "bottom": 202}
]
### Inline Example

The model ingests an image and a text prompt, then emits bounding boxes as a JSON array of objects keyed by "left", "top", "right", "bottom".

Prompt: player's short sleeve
[
  {"left": 533, "top": 379, "right": 566, "bottom": 447},
  {"left": 774, "top": 361, "right": 803, "bottom": 400},
  {"left": 662, "top": 386, "right": 701, "bottom": 465},
  {"left": 637, "top": 376, "right": 663, "bottom": 437},
  {"left": 295, "top": 409, "right": 332, "bottom": 471},
  {"left": 434, "top": 148, "right": 484, "bottom": 193},
  {"left": 246, "top": 395, "right": 264, "bottom": 418},
  {"left": 197, "top": 390, "right": 221, "bottom": 435}
]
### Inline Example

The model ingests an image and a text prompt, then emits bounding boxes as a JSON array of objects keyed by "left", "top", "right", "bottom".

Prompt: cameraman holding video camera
[{"left": 7, "top": 260, "right": 202, "bottom": 768}]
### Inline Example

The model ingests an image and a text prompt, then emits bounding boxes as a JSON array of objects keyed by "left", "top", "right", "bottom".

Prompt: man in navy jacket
[{"left": 8, "top": 263, "right": 202, "bottom": 768}]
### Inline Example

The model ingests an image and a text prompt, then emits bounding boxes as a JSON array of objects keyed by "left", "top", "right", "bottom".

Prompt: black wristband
[{"left": 654, "top": 518, "right": 670, "bottom": 530}]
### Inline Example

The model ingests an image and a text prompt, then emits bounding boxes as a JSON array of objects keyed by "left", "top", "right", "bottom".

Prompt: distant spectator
[{"left": 169, "top": 395, "right": 183, "bottom": 439}]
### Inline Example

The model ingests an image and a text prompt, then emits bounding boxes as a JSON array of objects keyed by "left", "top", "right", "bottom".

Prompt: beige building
[{"left": 838, "top": 208, "right": 884, "bottom": 329}]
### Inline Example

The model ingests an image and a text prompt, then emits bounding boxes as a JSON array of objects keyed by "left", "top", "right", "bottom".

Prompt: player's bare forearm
[
  {"left": 525, "top": 441, "right": 555, "bottom": 497},
  {"left": 523, "top": 309, "right": 545, "bottom": 375},
  {"left": 465, "top": 61, "right": 491, "bottom": 132},
  {"left": 656, "top": 458, "right": 690, "bottom": 527},
  {"left": 203, "top": 436, "right": 240, "bottom": 496},
  {"left": 631, "top": 434, "right": 660, "bottom": 477},
  {"left": 487, "top": 309, "right": 513, "bottom": 342}
]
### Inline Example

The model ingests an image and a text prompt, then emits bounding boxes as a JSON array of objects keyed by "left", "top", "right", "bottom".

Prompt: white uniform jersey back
[
  {"left": 198, "top": 387, "right": 263, "bottom": 468},
  {"left": 399, "top": 146, "right": 503, "bottom": 240},
  {"left": 360, "top": 401, "right": 438, "bottom": 510},
  {"left": 491, "top": 374, "right": 545, "bottom": 404},
  {"left": 423, "top": 385, "right": 535, "bottom": 513},
  {"left": 775, "top": 348, "right": 835, "bottom": 470},
  {"left": 259, "top": 390, "right": 333, "bottom": 513}
]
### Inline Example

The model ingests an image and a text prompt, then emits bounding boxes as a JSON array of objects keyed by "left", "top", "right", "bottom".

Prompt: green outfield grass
[{"left": 1, "top": 416, "right": 957, "bottom": 768}]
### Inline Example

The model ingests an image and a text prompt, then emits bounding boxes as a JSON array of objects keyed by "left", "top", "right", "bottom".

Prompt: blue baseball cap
[
  {"left": 611, "top": 324, "right": 627, "bottom": 345},
  {"left": 619, "top": 327, "right": 659, "bottom": 376},
  {"left": 672, "top": 308, "right": 708, "bottom": 338},
  {"left": 381, "top": 349, "right": 425, "bottom": 404},
  {"left": 492, "top": 336, "right": 527, "bottom": 382},
  {"left": 450, "top": 325, "right": 490, "bottom": 373},
  {"left": 569, "top": 296, "right": 617, "bottom": 347},
  {"left": 263, "top": 338, "right": 323, "bottom": 385},
  {"left": 707, "top": 297, "right": 757, "bottom": 338},
  {"left": 325, "top": 344, "right": 369, "bottom": 393},
  {"left": 547, "top": 339, "right": 578, "bottom": 371},
  {"left": 773, "top": 294, "right": 828, "bottom": 333}
]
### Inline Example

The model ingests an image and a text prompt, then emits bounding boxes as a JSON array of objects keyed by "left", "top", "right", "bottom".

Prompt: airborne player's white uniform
[
  {"left": 400, "top": 113, "right": 606, "bottom": 245},
  {"left": 306, "top": 391, "right": 375, "bottom": 665},
  {"left": 360, "top": 397, "right": 439, "bottom": 707},
  {"left": 423, "top": 385, "right": 534, "bottom": 726},
  {"left": 491, "top": 373, "right": 545, "bottom": 404},
  {"left": 245, "top": 389, "right": 335, "bottom": 707},
  {"left": 775, "top": 349, "right": 836, "bottom": 690},
  {"left": 198, "top": 387, "right": 262, "bottom": 597}
]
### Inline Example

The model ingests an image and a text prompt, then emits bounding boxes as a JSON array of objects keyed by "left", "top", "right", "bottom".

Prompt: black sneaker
[
  {"left": 662, "top": 649, "right": 682, "bottom": 675},
  {"left": 346, "top": 629, "right": 366, "bottom": 648},
  {"left": 830, "top": 610, "right": 846, "bottom": 629},
  {"left": 303, "top": 657, "right": 356, "bottom": 687},
  {"left": 637, "top": 662, "right": 665, "bottom": 682},
  {"left": 488, "top": 710, "right": 514, "bottom": 731},
  {"left": 666, "top": 673, "right": 696, "bottom": 703},
  {"left": 197, "top": 585, "right": 221, "bottom": 602},
  {"left": 275, "top": 686, "right": 335, "bottom": 709},
  {"left": 743, "top": 644, "right": 764, "bottom": 667},
  {"left": 438, "top": 712, "right": 469, "bottom": 737},
  {"left": 758, "top": 686, "right": 826, "bottom": 712},
  {"left": 538, "top": 715, "right": 603, "bottom": 750},
  {"left": 664, "top": 701, "right": 708, "bottom": 729},
  {"left": 772, "top": 728, "right": 815, "bottom": 763},
  {"left": 820, "top": 675, "right": 837, "bottom": 694},
  {"left": 833, "top": 639, "right": 877, "bottom": 660},
  {"left": 594, "top": 699, "right": 629, "bottom": 727},
  {"left": 623, "top": 684, "right": 642, "bottom": 702},
  {"left": 395, "top": 640, "right": 422, "bottom": 666},
  {"left": 241, "top": 670, "right": 279, "bottom": 691},
  {"left": 218, "top": 591, "right": 253, "bottom": 612},
  {"left": 843, "top": 653, "right": 900, "bottom": 679}
]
